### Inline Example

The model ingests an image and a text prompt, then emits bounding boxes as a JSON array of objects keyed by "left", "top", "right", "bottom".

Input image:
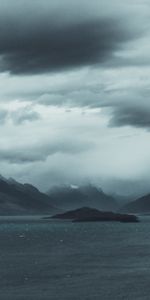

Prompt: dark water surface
[{"left": 0, "top": 215, "right": 150, "bottom": 300}]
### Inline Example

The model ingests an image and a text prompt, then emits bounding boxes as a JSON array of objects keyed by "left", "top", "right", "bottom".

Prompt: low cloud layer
[{"left": 0, "top": 131, "right": 93, "bottom": 164}]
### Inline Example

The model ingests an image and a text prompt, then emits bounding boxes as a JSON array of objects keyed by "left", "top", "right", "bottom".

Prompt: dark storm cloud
[
  {"left": 110, "top": 106, "right": 150, "bottom": 128},
  {"left": 0, "top": 11, "right": 131, "bottom": 74}
]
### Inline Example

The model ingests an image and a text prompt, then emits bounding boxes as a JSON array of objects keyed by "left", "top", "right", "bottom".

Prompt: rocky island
[{"left": 51, "top": 207, "right": 139, "bottom": 223}]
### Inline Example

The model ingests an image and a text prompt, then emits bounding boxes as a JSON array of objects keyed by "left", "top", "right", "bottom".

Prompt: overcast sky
[{"left": 0, "top": 0, "right": 150, "bottom": 195}]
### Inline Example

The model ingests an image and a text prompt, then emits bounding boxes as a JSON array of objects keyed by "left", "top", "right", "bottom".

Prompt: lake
[{"left": 0, "top": 215, "right": 150, "bottom": 299}]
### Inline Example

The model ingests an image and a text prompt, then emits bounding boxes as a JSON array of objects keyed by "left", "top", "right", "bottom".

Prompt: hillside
[
  {"left": 0, "top": 176, "right": 57, "bottom": 215},
  {"left": 120, "top": 194, "right": 150, "bottom": 213}
]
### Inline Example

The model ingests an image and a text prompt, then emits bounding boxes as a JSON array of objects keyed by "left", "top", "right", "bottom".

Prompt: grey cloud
[
  {"left": 0, "top": 1, "right": 133, "bottom": 74},
  {"left": 0, "top": 110, "right": 8, "bottom": 124},
  {"left": 2, "top": 71, "right": 150, "bottom": 130},
  {"left": 11, "top": 107, "right": 40, "bottom": 124},
  {"left": 12, "top": 80, "right": 150, "bottom": 130},
  {"left": 0, "top": 139, "right": 93, "bottom": 164},
  {"left": 0, "top": 150, "right": 42, "bottom": 164},
  {"left": 110, "top": 106, "right": 150, "bottom": 128}
]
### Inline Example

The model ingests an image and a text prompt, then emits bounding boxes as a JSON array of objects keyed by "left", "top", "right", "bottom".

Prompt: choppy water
[{"left": 0, "top": 215, "right": 150, "bottom": 300}]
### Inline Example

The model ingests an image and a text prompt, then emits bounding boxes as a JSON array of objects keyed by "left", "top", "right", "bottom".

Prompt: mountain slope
[
  {"left": 0, "top": 176, "right": 57, "bottom": 215},
  {"left": 120, "top": 194, "right": 150, "bottom": 213}
]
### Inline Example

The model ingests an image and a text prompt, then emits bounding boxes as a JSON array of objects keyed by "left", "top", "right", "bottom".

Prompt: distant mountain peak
[{"left": 47, "top": 183, "right": 118, "bottom": 211}]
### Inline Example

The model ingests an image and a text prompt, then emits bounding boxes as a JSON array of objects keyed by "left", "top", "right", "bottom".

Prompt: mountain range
[
  {"left": 47, "top": 184, "right": 118, "bottom": 211},
  {"left": 0, "top": 176, "right": 119, "bottom": 215},
  {"left": 0, "top": 174, "right": 150, "bottom": 215}
]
